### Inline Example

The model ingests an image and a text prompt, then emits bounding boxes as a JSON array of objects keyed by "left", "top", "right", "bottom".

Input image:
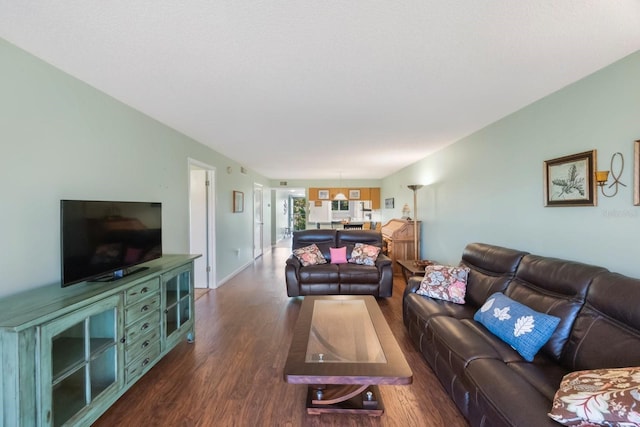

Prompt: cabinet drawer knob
[
  {"left": 141, "top": 322, "right": 150, "bottom": 331},
  {"left": 142, "top": 358, "right": 150, "bottom": 367},
  {"left": 120, "top": 337, "right": 126, "bottom": 344},
  {"left": 141, "top": 287, "right": 149, "bottom": 293},
  {"left": 142, "top": 340, "right": 150, "bottom": 348},
  {"left": 141, "top": 305, "right": 149, "bottom": 312}
]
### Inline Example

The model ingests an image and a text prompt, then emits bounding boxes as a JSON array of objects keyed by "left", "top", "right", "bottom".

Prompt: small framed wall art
[
  {"left": 318, "top": 190, "right": 329, "bottom": 200},
  {"left": 385, "top": 197, "right": 394, "bottom": 209},
  {"left": 543, "top": 150, "right": 597, "bottom": 207},
  {"left": 349, "top": 189, "right": 361, "bottom": 199},
  {"left": 233, "top": 190, "right": 244, "bottom": 213}
]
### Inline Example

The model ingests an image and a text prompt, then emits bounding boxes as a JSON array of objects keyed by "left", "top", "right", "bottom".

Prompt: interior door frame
[
  {"left": 253, "top": 183, "right": 264, "bottom": 259},
  {"left": 188, "top": 158, "right": 217, "bottom": 288}
]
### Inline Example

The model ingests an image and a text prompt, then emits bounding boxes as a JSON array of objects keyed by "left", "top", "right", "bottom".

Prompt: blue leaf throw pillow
[{"left": 474, "top": 292, "right": 561, "bottom": 362}]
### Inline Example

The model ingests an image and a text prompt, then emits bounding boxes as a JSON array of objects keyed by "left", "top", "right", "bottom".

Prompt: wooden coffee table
[{"left": 283, "top": 296, "right": 412, "bottom": 416}]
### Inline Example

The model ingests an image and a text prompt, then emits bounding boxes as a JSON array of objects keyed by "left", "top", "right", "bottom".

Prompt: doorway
[
  {"left": 189, "top": 160, "right": 216, "bottom": 288},
  {"left": 253, "top": 183, "right": 264, "bottom": 259}
]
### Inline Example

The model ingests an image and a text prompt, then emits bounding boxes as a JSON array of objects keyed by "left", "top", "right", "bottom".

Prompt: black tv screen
[{"left": 61, "top": 200, "right": 162, "bottom": 286}]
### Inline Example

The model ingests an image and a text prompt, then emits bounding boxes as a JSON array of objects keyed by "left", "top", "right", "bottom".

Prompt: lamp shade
[
  {"left": 334, "top": 192, "right": 347, "bottom": 201},
  {"left": 595, "top": 171, "right": 610, "bottom": 185}
]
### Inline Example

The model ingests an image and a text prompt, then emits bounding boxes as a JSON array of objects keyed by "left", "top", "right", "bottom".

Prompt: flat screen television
[{"left": 61, "top": 200, "right": 162, "bottom": 287}]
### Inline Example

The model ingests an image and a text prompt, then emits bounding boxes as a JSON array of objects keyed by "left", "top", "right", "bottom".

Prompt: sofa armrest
[
  {"left": 286, "top": 254, "right": 301, "bottom": 269},
  {"left": 375, "top": 253, "right": 392, "bottom": 268},
  {"left": 285, "top": 255, "right": 302, "bottom": 297},
  {"left": 406, "top": 276, "right": 422, "bottom": 294}
]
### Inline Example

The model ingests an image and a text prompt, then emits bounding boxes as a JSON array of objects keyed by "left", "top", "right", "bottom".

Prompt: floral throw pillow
[
  {"left": 473, "top": 292, "right": 560, "bottom": 362},
  {"left": 292, "top": 244, "right": 327, "bottom": 267},
  {"left": 548, "top": 367, "right": 640, "bottom": 426},
  {"left": 416, "top": 265, "right": 469, "bottom": 304},
  {"left": 348, "top": 243, "right": 381, "bottom": 266}
]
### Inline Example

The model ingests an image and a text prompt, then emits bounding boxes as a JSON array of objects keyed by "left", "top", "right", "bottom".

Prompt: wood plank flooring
[{"left": 93, "top": 243, "right": 468, "bottom": 427}]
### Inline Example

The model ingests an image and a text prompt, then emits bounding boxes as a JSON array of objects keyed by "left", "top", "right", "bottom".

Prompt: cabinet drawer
[
  {"left": 125, "top": 278, "right": 160, "bottom": 306},
  {"left": 125, "top": 342, "right": 161, "bottom": 384},
  {"left": 125, "top": 330, "right": 160, "bottom": 364},
  {"left": 125, "top": 294, "right": 160, "bottom": 325},
  {"left": 125, "top": 311, "right": 160, "bottom": 343}
]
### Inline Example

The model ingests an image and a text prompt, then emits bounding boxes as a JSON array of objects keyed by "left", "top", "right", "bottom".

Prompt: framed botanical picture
[
  {"left": 349, "top": 189, "right": 360, "bottom": 199},
  {"left": 318, "top": 189, "right": 329, "bottom": 200},
  {"left": 385, "top": 197, "right": 394, "bottom": 209},
  {"left": 635, "top": 140, "right": 640, "bottom": 206},
  {"left": 233, "top": 190, "right": 244, "bottom": 213},
  {"left": 544, "top": 150, "right": 597, "bottom": 207}
]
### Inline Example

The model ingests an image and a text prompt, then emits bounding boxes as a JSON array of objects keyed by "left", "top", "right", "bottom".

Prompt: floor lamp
[{"left": 407, "top": 185, "right": 423, "bottom": 260}]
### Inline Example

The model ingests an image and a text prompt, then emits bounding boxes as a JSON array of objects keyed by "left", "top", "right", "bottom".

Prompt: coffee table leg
[{"left": 306, "top": 384, "right": 384, "bottom": 416}]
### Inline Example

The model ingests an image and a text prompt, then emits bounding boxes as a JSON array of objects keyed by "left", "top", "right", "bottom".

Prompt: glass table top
[{"left": 305, "top": 299, "right": 386, "bottom": 364}]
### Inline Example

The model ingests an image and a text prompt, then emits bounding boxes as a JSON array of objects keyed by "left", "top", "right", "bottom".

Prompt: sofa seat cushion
[
  {"left": 507, "top": 358, "right": 569, "bottom": 401},
  {"left": 338, "top": 264, "right": 379, "bottom": 284},
  {"left": 298, "top": 264, "right": 339, "bottom": 284},
  {"left": 299, "top": 283, "right": 340, "bottom": 295},
  {"left": 426, "top": 316, "right": 504, "bottom": 375},
  {"left": 339, "top": 283, "right": 380, "bottom": 295},
  {"left": 466, "top": 358, "right": 561, "bottom": 427},
  {"left": 404, "top": 293, "right": 476, "bottom": 324}
]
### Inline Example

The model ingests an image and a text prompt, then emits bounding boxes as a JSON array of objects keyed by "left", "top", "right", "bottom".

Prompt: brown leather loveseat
[
  {"left": 285, "top": 229, "right": 393, "bottom": 297},
  {"left": 404, "top": 242, "right": 640, "bottom": 427}
]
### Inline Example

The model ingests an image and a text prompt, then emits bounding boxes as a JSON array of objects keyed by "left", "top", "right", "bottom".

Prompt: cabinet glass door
[
  {"left": 163, "top": 265, "right": 193, "bottom": 344},
  {"left": 41, "top": 295, "right": 122, "bottom": 427}
]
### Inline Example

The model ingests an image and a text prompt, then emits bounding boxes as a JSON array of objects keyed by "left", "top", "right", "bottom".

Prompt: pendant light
[{"left": 334, "top": 172, "right": 347, "bottom": 200}]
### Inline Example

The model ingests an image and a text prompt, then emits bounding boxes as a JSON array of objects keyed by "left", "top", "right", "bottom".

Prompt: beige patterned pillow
[
  {"left": 417, "top": 265, "right": 469, "bottom": 304},
  {"left": 348, "top": 243, "right": 381, "bottom": 266},
  {"left": 292, "top": 244, "right": 327, "bottom": 267},
  {"left": 548, "top": 367, "right": 640, "bottom": 426}
]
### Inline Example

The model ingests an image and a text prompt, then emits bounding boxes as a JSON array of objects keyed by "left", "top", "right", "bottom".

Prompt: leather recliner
[
  {"left": 403, "top": 242, "right": 640, "bottom": 427},
  {"left": 285, "top": 229, "right": 393, "bottom": 297}
]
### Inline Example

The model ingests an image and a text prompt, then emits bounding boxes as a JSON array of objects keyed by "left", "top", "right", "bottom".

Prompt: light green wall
[
  {"left": 0, "top": 38, "right": 269, "bottom": 298},
  {"left": 383, "top": 51, "right": 640, "bottom": 277}
]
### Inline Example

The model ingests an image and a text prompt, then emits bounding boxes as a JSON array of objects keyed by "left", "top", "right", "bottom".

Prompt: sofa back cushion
[
  {"left": 292, "top": 230, "right": 337, "bottom": 261},
  {"left": 336, "top": 230, "right": 382, "bottom": 258},
  {"left": 505, "top": 255, "right": 607, "bottom": 361},
  {"left": 561, "top": 272, "right": 640, "bottom": 370},
  {"left": 460, "top": 243, "right": 528, "bottom": 309}
]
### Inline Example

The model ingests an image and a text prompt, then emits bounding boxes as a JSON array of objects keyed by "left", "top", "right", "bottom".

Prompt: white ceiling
[{"left": 1, "top": 1, "right": 639, "bottom": 180}]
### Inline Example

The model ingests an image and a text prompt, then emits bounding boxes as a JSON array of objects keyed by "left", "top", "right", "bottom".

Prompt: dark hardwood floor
[{"left": 93, "top": 242, "right": 468, "bottom": 427}]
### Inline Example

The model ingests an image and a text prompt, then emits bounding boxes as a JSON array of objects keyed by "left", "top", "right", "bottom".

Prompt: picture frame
[
  {"left": 385, "top": 197, "right": 394, "bottom": 209},
  {"left": 318, "top": 189, "right": 329, "bottom": 200},
  {"left": 349, "top": 189, "right": 361, "bottom": 199},
  {"left": 544, "top": 150, "right": 597, "bottom": 207},
  {"left": 233, "top": 190, "right": 244, "bottom": 213},
  {"left": 635, "top": 140, "right": 640, "bottom": 206}
]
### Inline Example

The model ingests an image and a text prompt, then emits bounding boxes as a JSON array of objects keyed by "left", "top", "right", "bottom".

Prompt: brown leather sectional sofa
[
  {"left": 285, "top": 229, "right": 393, "bottom": 297},
  {"left": 403, "top": 242, "right": 640, "bottom": 427}
]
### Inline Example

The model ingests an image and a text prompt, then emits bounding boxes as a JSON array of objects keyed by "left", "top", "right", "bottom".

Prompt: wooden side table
[{"left": 396, "top": 259, "right": 434, "bottom": 285}]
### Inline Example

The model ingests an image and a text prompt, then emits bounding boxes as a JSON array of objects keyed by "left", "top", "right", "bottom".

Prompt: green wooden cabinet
[
  {"left": 0, "top": 255, "right": 198, "bottom": 427},
  {"left": 162, "top": 264, "right": 194, "bottom": 349},
  {"left": 39, "top": 295, "right": 123, "bottom": 427}
]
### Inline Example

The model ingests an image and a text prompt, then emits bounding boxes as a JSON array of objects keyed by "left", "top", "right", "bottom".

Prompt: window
[{"left": 331, "top": 200, "right": 349, "bottom": 211}]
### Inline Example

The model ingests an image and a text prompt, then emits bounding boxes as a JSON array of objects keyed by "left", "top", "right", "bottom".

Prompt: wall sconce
[{"left": 596, "top": 152, "right": 625, "bottom": 197}]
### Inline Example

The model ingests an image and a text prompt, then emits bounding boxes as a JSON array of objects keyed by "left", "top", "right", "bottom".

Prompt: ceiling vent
[
  {"left": 280, "top": 181, "right": 288, "bottom": 186},
  {"left": 240, "top": 166, "right": 248, "bottom": 174}
]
